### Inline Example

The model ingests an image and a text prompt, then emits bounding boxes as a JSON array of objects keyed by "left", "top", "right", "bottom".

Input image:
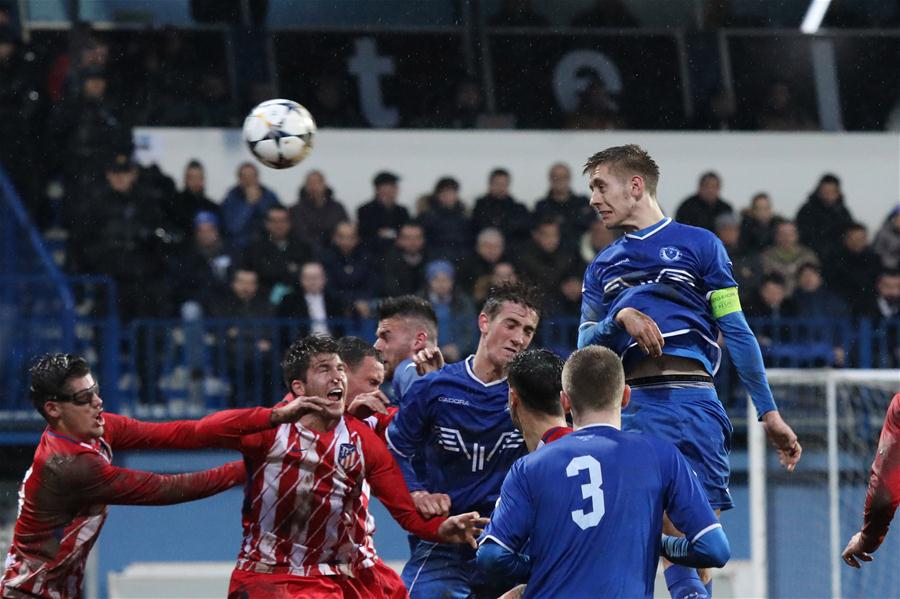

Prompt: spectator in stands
[
  {"left": 163, "top": 160, "right": 219, "bottom": 246},
  {"left": 320, "top": 221, "right": 379, "bottom": 318},
  {"left": 276, "top": 261, "right": 346, "bottom": 339},
  {"left": 49, "top": 66, "right": 132, "bottom": 207},
  {"left": 675, "top": 171, "right": 733, "bottom": 232},
  {"left": 563, "top": 79, "right": 625, "bottom": 130},
  {"left": 579, "top": 218, "right": 617, "bottom": 263},
  {"left": 542, "top": 270, "right": 585, "bottom": 351},
  {"left": 874, "top": 204, "right": 900, "bottom": 270},
  {"left": 792, "top": 262, "right": 850, "bottom": 367},
  {"left": 756, "top": 81, "right": 817, "bottom": 131},
  {"left": 79, "top": 155, "right": 166, "bottom": 320},
  {"left": 715, "top": 213, "right": 764, "bottom": 305},
  {"left": 357, "top": 171, "right": 409, "bottom": 253},
  {"left": 488, "top": 0, "right": 549, "bottom": 26},
  {"left": 691, "top": 88, "right": 740, "bottom": 131},
  {"left": 826, "top": 223, "right": 883, "bottom": 316},
  {"left": 421, "top": 260, "right": 476, "bottom": 363},
  {"left": 243, "top": 206, "right": 313, "bottom": 303},
  {"left": 417, "top": 177, "right": 472, "bottom": 262},
  {"left": 438, "top": 79, "right": 490, "bottom": 129},
  {"left": 570, "top": 0, "right": 639, "bottom": 27},
  {"left": 517, "top": 218, "right": 584, "bottom": 297},
  {"left": 310, "top": 74, "right": 365, "bottom": 128},
  {"left": 220, "top": 162, "right": 281, "bottom": 252},
  {"left": 796, "top": 173, "right": 855, "bottom": 260},
  {"left": 744, "top": 274, "right": 800, "bottom": 366},
  {"left": 171, "top": 212, "right": 232, "bottom": 316},
  {"left": 382, "top": 222, "right": 428, "bottom": 297},
  {"left": 472, "top": 168, "right": 531, "bottom": 247},
  {"left": 866, "top": 269, "right": 900, "bottom": 367},
  {"left": 534, "top": 163, "right": 594, "bottom": 249},
  {"left": 739, "top": 192, "right": 777, "bottom": 254},
  {"left": 0, "top": 25, "right": 39, "bottom": 214},
  {"left": 211, "top": 268, "right": 272, "bottom": 320},
  {"left": 289, "top": 169, "right": 348, "bottom": 250},
  {"left": 760, "top": 219, "right": 819, "bottom": 297},
  {"left": 459, "top": 227, "right": 508, "bottom": 297},
  {"left": 793, "top": 262, "right": 849, "bottom": 319}
]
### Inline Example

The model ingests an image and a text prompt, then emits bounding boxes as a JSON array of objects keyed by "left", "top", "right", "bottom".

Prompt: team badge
[
  {"left": 659, "top": 246, "right": 682, "bottom": 262},
  {"left": 338, "top": 443, "right": 358, "bottom": 469}
]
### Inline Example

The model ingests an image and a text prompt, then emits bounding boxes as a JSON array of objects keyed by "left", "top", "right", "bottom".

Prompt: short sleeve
[
  {"left": 481, "top": 459, "right": 535, "bottom": 554},
  {"left": 699, "top": 234, "right": 738, "bottom": 293},
  {"left": 661, "top": 443, "right": 719, "bottom": 542}
]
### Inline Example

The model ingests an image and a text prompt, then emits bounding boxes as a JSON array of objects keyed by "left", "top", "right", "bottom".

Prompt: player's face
[
  {"left": 302, "top": 353, "right": 347, "bottom": 418},
  {"left": 588, "top": 165, "right": 638, "bottom": 229},
  {"left": 346, "top": 356, "right": 385, "bottom": 401},
  {"left": 480, "top": 302, "right": 539, "bottom": 370},
  {"left": 48, "top": 374, "right": 104, "bottom": 440},
  {"left": 374, "top": 317, "right": 417, "bottom": 380}
]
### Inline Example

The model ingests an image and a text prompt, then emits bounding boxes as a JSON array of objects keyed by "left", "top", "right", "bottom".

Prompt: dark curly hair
[
  {"left": 481, "top": 280, "right": 543, "bottom": 321},
  {"left": 508, "top": 348, "right": 564, "bottom": 417},
  {"left": 29, "top": 353, "right": 91, "bottom": 419},
  {"left": 281, "top": 335, "right": 339, "bottom": 389},
  {"left": 336, "top": 336, "right": 379, "bottom": 372}
]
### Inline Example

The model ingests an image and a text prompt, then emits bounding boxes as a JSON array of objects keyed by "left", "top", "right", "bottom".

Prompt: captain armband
[{"left": 709, "top": 287, "right": 741, "bottom": 319}]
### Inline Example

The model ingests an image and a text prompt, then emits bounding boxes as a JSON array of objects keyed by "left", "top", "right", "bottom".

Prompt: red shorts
[{"left": 227, "top": 561, "right": 408, "bottom": 599}]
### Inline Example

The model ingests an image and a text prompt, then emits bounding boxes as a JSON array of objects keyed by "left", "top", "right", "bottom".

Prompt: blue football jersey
[
  {"left": 390, "top": 357, "right": 420, "bottom": 404},
  {"left": 482, "top": 424, "right": 719, "bottom": 599},
  {"left": 386, "top": 356, "right": 526, "bottom": 515},
  {"left": 580, "top": 217, "right": 737, "bottom": 374}
]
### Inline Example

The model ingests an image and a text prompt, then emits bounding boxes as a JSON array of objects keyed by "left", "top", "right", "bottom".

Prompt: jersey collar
[
  {"left": 464, "top": 355, "right": 507, "bottom": 387},
  {"left": 625, "top": 217, "right": 671, "bottom": 240},
  {"left": 576, "top": 422, "right": 620, "bottom": 431}
]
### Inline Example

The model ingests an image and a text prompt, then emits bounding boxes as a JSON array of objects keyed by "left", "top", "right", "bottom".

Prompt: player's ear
[
  {"left": 630, "top": 175, "right": 644, "bottom": 199},
  {"left": 290, "top": 379, "right": 306, "bottom": 397},
  {"left": 620, "top": 384, "right": 631, "bottom": 409},
  {"left": 560, "top": 390, "right": 572, "bottom": 414},
  {"left": 412, "top": 330, "right": 428, "bottom": 352},
  {"left": 478, "top": 313, "right": 490, "bottom": 335},
  {"left": 43, "top": 401, "right": 62, "bottom": 420}
]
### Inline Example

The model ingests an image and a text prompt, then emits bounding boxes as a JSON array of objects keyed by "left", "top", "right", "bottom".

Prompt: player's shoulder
[{"left": 669, "top": 220, "right": 721, "bottom": 246}]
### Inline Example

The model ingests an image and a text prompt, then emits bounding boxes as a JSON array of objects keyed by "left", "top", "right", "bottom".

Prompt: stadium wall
[{"left": 135, "top": 128, "right": 899, "bottom": 232}]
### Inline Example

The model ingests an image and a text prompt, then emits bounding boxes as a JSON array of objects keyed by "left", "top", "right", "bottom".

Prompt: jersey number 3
[{"left": 566, "top": 455, "right": 605, "bottom": 530}]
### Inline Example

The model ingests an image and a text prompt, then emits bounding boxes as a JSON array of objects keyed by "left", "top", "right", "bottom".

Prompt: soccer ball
[{"left": 242, "top": 99, "right": 316, "bottom": 169}]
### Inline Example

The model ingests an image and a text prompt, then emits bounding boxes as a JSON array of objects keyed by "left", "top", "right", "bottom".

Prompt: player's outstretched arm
[
  {"left": 48, "top": 453, "right": 246, "bottom": 506},
  {"left": 843, "top": 393, "right": 900, "bottom": 567}
]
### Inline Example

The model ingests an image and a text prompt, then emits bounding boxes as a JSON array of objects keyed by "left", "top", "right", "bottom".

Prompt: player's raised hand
[
  {"left": 346, "top": 390, "right": 390, "bottom": 419},
  {"left": 762, "top": 410, "right": 802, "bottom": 471},
  {"left": 270, "top": 396, "right": 331, "bottom": 424},
  {"left": 437, "top": 511, "right": 490, "bottom": 549},
  {"left": 411, "top": 490, "right": 452, "bottom": 518},
  {"left": 842, "top": 532, "right": 875, "bottom": 568},
  {"left": 414, "top": 347, "right": 445, "bottom": 375},
  {"left": 615, "top": 308, "right": 665, "bottom": 357}
]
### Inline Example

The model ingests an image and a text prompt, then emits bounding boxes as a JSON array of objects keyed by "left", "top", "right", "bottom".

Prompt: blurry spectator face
[
  {"left": 0, "top": 41, "right": 13, "bottom": 61},
  {"left": 589, "top": 219, "right": 615, "bottom": 252},
  {"left": 305, "top": 171, "right": 326, "bottom": 199},
  {"left": 774, "top": 222, "right": 798, "bottom": 249},
  {"left": 797, "top": 266, "right": 822, "bottom": 292},
  {"left": 698, "top": 175, "right": 721, "bottom": 203},
  {"left": 232, "top": 270, "right": 258, "bottom": 301},
  {"left": 333, "top": 222, "right": 359, "bottom": 254},
  {"left": 878, "top": 273, "right": 900, "bottom": 303},
  {"left": 436, "top": 187, "right": 459, "bottom": 208},
  {"left": 844, "top": 227, "right": 868, "bottom": 253},
  {"left": 265, "top": 208, "right": 292, "bottom": 241},
  {"left": 489, "top": 173, "right": 510, "bottom": 198},
  {"left": 533, "top": 222, "right": 560, "bottom": 253},
  {"left": 238, "top": 164, "right": 259, "bottom": 188},
  {"left": 760, "top": 281, "right": 785, "bottom": 309},
  {"left": 817, "top": 182, "right": 841, "bottom": 205},
  {"left": 83, "top": 76, "right": 106, "bottom": 100},
  {"left": 300, "top": 263, "right": 326, "bottom": 295},
  {"left": 769, "top": 83, "right": 792, "bottom": 111},
  {"left": 106, "top": 168, "right": 137, "bottom": 194},
  {"left": 429, "top": 272, "right": 454, "bottom": 297},
  {"left": 492, "top": 262, "right": 517, "bottom": 286},
  {"left": 477, "top": 229, "right": 505, "bottom": 263},
  {"left": 397, "top": 224, "right": 425, "bottom": 254},
  {"left": 549, "top": 164, "right": 571, "bottom": 196},
  {"left": 750, "top": 194, "right": 772, "bottom": 223},
  {"left": 456, "top": 80, "right": 483, "bottom": 111},
  {"left": 345, "top": 355, "right": 385, "bottom": 402},
  {"left": 81, "top": 41, "right": 109, "bottom": 67},
  {"left": 561, "top": 277, "right": 583, "bottom": 302},
  {"left": 715, "top": 223, "right": 739, "bottom": 248},
  {"left": 185, "top": 166, "right": 205, "bottom": 194},
  {"left": 375, "top": 182, "right": 398, "bottom": 204},
  {"left": 195, "top": 222, "right": 220, "bottom": 249}
]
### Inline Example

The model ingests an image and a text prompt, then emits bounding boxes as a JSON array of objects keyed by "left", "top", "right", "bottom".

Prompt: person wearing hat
[
  {"left": 421, "top": 260, "right": 476, "bottom": 364},
  {"left": 170, "top": 211, "right": 234, "bottom": 316},
  {"left": 418, "top": 176, "right": 472, "bottom": 263},
  {"left": 357, "top": 171, "right": 410, "bottom": 252}
]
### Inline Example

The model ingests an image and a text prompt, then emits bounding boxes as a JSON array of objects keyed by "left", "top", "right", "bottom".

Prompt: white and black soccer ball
[{"left": 242, "top": 99, "right": 316, "bottom": 169}]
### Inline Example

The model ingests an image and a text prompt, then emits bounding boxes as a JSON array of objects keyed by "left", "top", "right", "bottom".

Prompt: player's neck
[
  {"left": 573, "top": 410, "right": 621, "bottom": 430},
  {"left": 521, "top": 412, "right": 568, "bottom": 452},
  {"left": 471, "top": 351, "right": 506, "bottom": 384},
  {"left": 621, "top": 199, "right": 666, "bottom": 233},
  {"left": 300, "top": 412, "right": 341, "bottom": 433}
]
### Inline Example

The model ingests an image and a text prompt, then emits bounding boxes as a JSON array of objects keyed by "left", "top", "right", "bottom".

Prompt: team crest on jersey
[
  {"left": 659, "top": 246, "right": 682, "bottom": 262},
  {"left": 338, "top": 443, "right": 358, "bottom": 469}
]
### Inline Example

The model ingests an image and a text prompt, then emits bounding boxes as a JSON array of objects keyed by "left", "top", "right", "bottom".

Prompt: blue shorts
[
  {"left": 402, "top": 536, "right": 496, "bottom": 599},
  {"left": 622, "top": 383, "right": 734, "bottom": 511}
]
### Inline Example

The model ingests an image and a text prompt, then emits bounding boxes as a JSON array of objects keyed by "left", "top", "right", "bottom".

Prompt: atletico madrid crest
[{"left": 338, "top": 443, "right": 358, "bottom": 470}]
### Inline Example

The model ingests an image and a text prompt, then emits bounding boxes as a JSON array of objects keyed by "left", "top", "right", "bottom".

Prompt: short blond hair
[{"left": 562, "top": 346, "right": 625, "bottom": 412}]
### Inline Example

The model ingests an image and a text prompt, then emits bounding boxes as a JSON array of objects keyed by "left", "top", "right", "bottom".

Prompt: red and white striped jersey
[
  {"left": 1, "top": 408, "right": 273, "bottom": 599},
  {"left": 231, "top": 404, "right": 443, "bottom": 578}
]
